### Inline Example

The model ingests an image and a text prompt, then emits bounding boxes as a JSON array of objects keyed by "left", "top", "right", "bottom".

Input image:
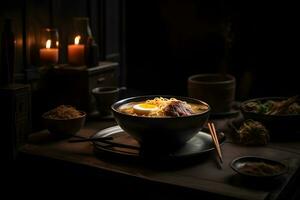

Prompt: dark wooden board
[{"left": 19, "top": 120, "right": 300, "bottom": 200}]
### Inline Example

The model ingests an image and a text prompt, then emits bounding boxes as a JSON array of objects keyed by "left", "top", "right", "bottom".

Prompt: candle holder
[
  {"left": 39, "top": 28, "right": 59, "bottom": 65},
  {"left": 68, "top": 17, "right": 99, "bottom": 67}
]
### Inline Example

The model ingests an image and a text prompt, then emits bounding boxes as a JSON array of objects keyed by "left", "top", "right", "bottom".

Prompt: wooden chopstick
[
  {"left": 208, "top": 123, "right": 222, "bottom": 163},
  {"left": 94, "top": 140, "right": 140, "bottom": 150},
  {"left": 211, "top": 123, "right": 223, "bottom": 162},
  {"left": 208, "top": 122, "right": 223, "bottom": 163},
  {"left": 69, "top": 136, "right": 140, "bottom": 150},
  {"left": 208, "top": 123, "right": 219, "bottom": 159},
  {"left": 68, "top": 136, "right": 114, "bottom": 143}
]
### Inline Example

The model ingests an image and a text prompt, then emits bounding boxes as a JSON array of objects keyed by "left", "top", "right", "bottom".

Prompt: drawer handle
[{"left": 97, "top": 77, "right": 106, "bottom": 83}]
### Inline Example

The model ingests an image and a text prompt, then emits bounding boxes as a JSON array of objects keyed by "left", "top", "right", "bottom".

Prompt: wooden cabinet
[
  {"left": 0, "top": 84, "right": 31, "bottom": 160},
  {"left": 49, "top": 62, "right": 118, "bottom": 114}
]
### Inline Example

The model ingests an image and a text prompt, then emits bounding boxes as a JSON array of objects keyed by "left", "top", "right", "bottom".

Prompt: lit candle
[
  {"left": 68, "top": 35, "right": 85, "bottom": 66},
  {"left": 40, "top": 39, "right": 59, "bottom": 64}
]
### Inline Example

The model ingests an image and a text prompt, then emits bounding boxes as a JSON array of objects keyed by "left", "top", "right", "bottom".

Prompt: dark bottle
[
  {"left": 85, "top": 37, "right": 99, "bottom": 67},
  {"left": 0, "top": 19, "right": 15, "bottom": 85}
]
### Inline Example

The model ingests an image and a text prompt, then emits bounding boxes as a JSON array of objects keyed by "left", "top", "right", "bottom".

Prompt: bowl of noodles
[{"left": 111, "top": 95, "right": 210, "bottom": 149}]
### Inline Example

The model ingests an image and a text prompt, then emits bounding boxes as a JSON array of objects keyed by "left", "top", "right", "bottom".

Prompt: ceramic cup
[
  {"left": 188, "top": 74, "right": 236, "bottom": 114},
  {"left": 92, "top": 86, "right": 124, "bottom": 116}
]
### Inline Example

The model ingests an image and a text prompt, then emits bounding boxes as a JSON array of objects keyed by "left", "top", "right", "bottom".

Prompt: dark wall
[
  {"left": 1, "top": 0, "right": 122, "bottom": 131},
  {"left": 1, "top": 0, "right": 299, "bottom": 99},
  {"left": 0, "top": 0, "right": 121, "bottom": 78},
  {"left": 0, "top": 0, "right": 24, "bottom": 75},
  {"left": 125, "top": 0, "right": 299, "bottom": 99}
]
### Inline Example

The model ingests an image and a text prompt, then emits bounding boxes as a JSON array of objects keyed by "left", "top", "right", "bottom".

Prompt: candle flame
[
  {"left": 46, "top": 39, "right": 51, "bottom": 48},
  {"left": 74, "top": 35, "right": 81, "bottom": 45}
]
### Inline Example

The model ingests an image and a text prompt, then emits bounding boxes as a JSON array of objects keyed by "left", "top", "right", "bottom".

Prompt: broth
[{"left": 118, "top": 97, "right": 208, "bottom": 117}]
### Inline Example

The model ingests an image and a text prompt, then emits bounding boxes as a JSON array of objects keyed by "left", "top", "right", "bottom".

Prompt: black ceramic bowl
[
  {"left": 231, "top": 156, "right": 287, "bottom": 179},
  {"left": 240, "top": 97, "right": 300, "bottom": 136},
  {"left": 111, "top": 95, "right": 210, "bottom": 149}
]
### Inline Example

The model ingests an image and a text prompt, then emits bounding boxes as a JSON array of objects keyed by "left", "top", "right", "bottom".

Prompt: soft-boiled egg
[{"left": 133, "top": 103, "right": 159, "bottom": 115}]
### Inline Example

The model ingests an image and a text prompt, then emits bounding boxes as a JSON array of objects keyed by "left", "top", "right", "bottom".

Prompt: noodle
[
  {"left": 145, "top": 97, "right": 190, "bottom": 117},
  {"left": 118, "top": 97, "right": 208, "bottom": 117}
]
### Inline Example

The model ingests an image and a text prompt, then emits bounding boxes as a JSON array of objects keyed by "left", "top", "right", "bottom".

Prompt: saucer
[{"left": 92, "top": 125, "right": 226, "bottom": 160}]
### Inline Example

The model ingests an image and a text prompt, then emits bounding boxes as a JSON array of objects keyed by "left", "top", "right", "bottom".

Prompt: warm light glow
[
  {"left": 74, "top": 35, "right": 81, "bottom": 45},
  {"left": 46, "top": 39, "right": 51, "bottom": 48},
  {"left": 56, "top": 41, "right": 59, "bottom": 47}
]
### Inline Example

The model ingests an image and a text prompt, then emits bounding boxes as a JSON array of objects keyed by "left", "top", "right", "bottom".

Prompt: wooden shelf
[{"left": 49, "top": 61, "right": 118, "bottom": 114}]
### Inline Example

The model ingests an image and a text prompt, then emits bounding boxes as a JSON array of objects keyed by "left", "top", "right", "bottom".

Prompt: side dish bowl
[
  {"left": 231, "top": 156, "right": 287, "bottom": 179},
  {"left": 42, "top": 111, "right": 86, "bottom": 137},
  {"left": 111, "top": 95, "right": 210, "bottom": 149},
  {"left": 240, "top": 97, "right": 300, "bottom": 136}
]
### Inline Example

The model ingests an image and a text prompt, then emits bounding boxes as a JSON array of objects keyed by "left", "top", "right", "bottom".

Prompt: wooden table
[{"left": 18, "top": 119, "right": 300, "bottom": 200}]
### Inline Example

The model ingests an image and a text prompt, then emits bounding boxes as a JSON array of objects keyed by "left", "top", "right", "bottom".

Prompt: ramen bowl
[{"left": 111, "top": 95, "right": 210, "bottom": 150}]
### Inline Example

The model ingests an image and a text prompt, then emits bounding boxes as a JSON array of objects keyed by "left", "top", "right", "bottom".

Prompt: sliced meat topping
[{"left": 164, "top": 101, "right": 194, "bottom": 117}]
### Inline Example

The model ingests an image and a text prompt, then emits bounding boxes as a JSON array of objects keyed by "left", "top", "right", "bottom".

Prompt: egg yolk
[{"left": 133, "top": 103, "right": 158, "bottom": 115}]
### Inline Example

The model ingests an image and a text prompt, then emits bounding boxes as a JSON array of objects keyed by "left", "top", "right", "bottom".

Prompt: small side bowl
[
  {"left": 240, "top": 97, "right": 300, "bottom": 135},
  {"left": 231, "top": 156, "right": 287, "bottom": 179},
  {"left": 42, "top": 111, "right": 86, "bottom": 137}
]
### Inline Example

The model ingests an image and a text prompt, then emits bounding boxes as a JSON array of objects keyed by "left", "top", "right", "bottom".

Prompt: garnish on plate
[{"left": 231, "top": 120, "right": 270, "bottom": 145}]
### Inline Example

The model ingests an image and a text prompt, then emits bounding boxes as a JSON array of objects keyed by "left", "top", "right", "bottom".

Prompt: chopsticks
[
  {"left": 68, "top": 136, "right": 114, "bottom": 143},
  {"left": 208, "top": 122, "right": 223, "bottom": 164},
  {"left": 69, "top": 136, "right": 140, "bottom": 150}
]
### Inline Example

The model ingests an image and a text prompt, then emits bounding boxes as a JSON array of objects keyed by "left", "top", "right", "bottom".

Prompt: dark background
[
  {"left": 1, "top": 0, "right": 299, "bottom": 98},
  {"left": 125, "top": 0, "right": 299, "bottom": 98},
  {"left": 1, "top": 1, "right": 300, "bottom": 198}
]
